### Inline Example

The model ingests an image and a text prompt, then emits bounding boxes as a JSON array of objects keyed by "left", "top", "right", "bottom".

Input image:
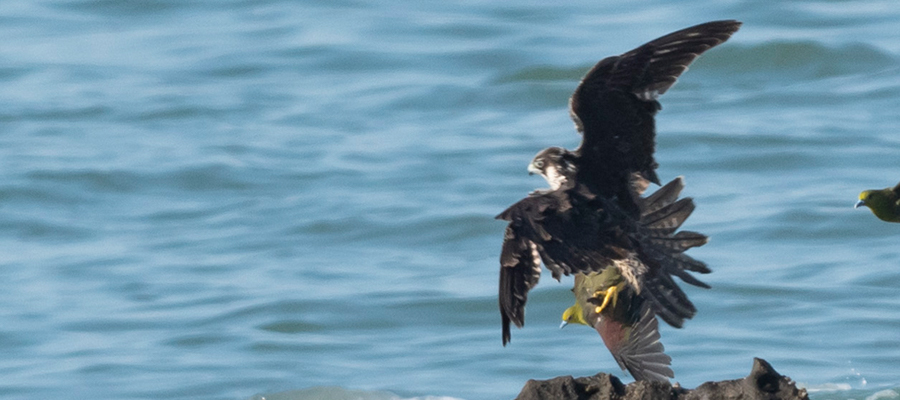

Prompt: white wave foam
[{"left": 866, "top": 389, "right": 900, "bottom": 400}]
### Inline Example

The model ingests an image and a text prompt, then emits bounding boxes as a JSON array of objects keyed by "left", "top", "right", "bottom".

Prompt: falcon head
[{"left": 528, "top": 147, "right": 577, "bottom": 190}]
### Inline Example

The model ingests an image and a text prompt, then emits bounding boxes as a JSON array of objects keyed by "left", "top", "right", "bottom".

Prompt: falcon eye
[{"left": 534, "top": 160, "right": 545, "bottom": 169}]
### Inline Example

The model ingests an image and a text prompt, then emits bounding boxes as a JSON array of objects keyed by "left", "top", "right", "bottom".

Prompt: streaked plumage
[
  {"left": 855, "top": 181, "right": 900, "bottom": 222},
  {"left": 497, "top": 20, "right": 741, "bottom": 361}
]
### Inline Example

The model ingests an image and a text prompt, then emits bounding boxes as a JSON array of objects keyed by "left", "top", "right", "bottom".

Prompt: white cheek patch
[{"left": 544, "top": 165, "right": 568, "bottom": 190}]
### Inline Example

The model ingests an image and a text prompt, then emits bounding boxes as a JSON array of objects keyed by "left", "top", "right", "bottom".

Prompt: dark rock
[
  {"left": 515, "top": 358, "right": 808, "bottom": 400},
  {"left": 515, "top": 373, "right": 624, "bottom": 400}
]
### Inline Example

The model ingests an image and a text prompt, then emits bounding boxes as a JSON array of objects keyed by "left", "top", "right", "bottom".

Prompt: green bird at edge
[{"left": 855, "top": 181, "right": 900, "bottom": 222}]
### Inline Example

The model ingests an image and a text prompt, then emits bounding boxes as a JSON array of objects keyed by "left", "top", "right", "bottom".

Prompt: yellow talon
[{"left": 592, "top": 285, "right": 619, "bottom": 314}]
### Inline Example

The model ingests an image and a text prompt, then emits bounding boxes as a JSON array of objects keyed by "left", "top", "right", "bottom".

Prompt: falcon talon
[{"left": 592, "top": 285, "right": 619, "bottom": 314}]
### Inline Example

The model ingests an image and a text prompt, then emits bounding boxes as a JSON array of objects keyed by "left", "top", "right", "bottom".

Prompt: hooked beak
[
  {"left": 527, "top": 164, "right": 540, "bottom": 176},
  {"left": 854, "top": 200, "right": 865, "bottom": 209},
  {"left": 559, "top": 320, "right": 568, "bottom": 329}
]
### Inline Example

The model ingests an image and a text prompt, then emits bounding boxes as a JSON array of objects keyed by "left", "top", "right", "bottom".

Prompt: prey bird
[
  {"left": 497, "top": 20, "right": 741, "bottom": 380},
  {"left": 562, "top": 269, "right": 670, "bottom": 381}
]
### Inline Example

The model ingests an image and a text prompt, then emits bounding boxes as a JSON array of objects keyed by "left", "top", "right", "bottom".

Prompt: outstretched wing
[
  {"left": 570, "top": 20, "right": 742, "bottom": 210},
  {"left": 600, "top": 302, "right": 673, "bottom": 382}
]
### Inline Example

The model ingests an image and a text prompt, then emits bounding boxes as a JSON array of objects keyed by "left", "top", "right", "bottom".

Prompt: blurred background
[{"left": 1, "top": 0, "right": 899, "bottom": 399}]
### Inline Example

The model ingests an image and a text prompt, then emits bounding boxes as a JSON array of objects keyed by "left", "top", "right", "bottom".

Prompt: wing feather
[
  {"left": 639, "top": 270, "right": 696, "bottom": 328},
  {"left": 641, "top": 176, "right": 684, "bottom": 212},
  {"left": 605, "top": 303, "right": 674, "bottom": 382},
  {"left": 570, "top": 20, "right": 741, "bottom": 209},
  {"left": 498, "top": 226, "right": 542, "bottom": 346},
  {"left": 588, "top": 286, "right": 673, "bottom": 382}
]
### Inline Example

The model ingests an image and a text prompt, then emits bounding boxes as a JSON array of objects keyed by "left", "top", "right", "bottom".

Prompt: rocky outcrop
[{"left": 515, "top": 358, "right": 808, "bottom": 400}]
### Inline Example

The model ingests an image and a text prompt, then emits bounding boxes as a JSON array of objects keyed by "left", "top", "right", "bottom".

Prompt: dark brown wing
[
  {"left": 496, "top": 191, "right": 626, "bottom": 344},
  {"left": 634, "top": 261, "right": 696, "bottom": 329},
  {"left": 570, "top": 20, "right": 741, "bottom": 211},
  {"left": 609, "top": 20, "right": 743, "bottom": 99},
  {"left": 498, "top": 225, "right": 541, "bottom": 346}
]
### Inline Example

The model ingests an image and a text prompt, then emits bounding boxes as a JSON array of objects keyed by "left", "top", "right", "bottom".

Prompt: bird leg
[{"left": 592, "top": 285, "right": 619, "bottom": 314}]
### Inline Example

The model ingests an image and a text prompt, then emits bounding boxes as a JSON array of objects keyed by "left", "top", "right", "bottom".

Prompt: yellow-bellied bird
[
  {"left": 856, "top": 181, "right": 900, "bottom": 222},
  {"left": 497, "top": 20, "right": 740, "bottom": 378}
]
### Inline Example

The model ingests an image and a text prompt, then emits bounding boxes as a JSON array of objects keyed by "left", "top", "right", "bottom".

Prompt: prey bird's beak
[
  {"left": 559, "top": 320, "right": 568, "bottom": 329},
  {"left": 854, "top": 200, "right": 865, "bottom": 209},
  {"left": 527, "top": 164, "right": 540, "bottom": 176}
]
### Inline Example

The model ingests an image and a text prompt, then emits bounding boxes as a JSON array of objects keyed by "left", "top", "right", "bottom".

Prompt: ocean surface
[{"left": 2, "top": 1, "right": 900, "bottom": 399}]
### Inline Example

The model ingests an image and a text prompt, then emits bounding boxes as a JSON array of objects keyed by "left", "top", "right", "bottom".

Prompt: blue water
[{"left": 2, "top": 1, "right": 900, "bottom": 399}]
